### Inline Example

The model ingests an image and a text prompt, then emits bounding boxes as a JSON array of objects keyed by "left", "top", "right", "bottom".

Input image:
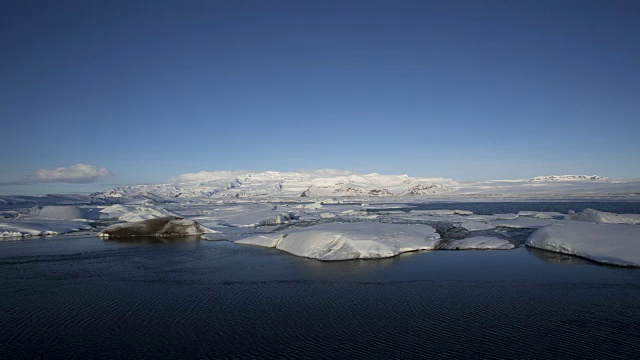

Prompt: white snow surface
[
  {"left": 526, "top": 222, "right": 640, "bottom": 267},
  {"left": 99, "top": 204, "right": 131, "bottom": 218},
  {"left": 439, "top": 236, "right": 515, "bottom": 250},
  {"left": 0, "top": 219, "right": 93, "bottom": 238},
  {"left": 236, "top": 234, "right": 282, "bottom": 247},
  {"left": 567, "top": 208, "right": 640, "bottom": 224},
  {"left": 492, "top": 218, "right": 559, "bottom": 229},
  {"left": 236, "top": 222, "right": 441, "bottom": 261}
]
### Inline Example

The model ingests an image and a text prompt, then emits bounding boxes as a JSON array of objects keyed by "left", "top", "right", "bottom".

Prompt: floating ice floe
[
  {"left": 410, "top": 209, "right": 474, "bottom": 216},
  {"left": 468, "top": 213, "right": 519, "bottom": 221},
  {"left": 459, "top": 221, "right": 496, "bottom": 231},
  {"left": 526, "top": 222, "right": 640, "bottom": 267},
  {"left": 28, "top": 205, "right": 103, "bottom": 220},
  {"left": 295, "top": 202, "right": 323, "bottom": 210},
  {"left": 318, "top": 212, "right": 336, "bottom": 219},
  {"left": 438, "top": 236, "right": 515, "bottom": 250},
  {"left": 492, "top": 218, "right": 558, "bottom": 229},
  {"left": 0, "top": 219, "right": 93, "bottom": 238},
  {"left": 517, "top": 211, "right": 566, "bottom": 219},
  {"left": 195, "top": 204, "right": 301, "bottom": 227},
  {"left": 567, "top": 208, "right": 640, "bottom": 224},
  {"left": 236, "top": 222, "right": 441, "bottom": 261},
  {"left": 97, "top": 216, "right": 215, "bottom": 238}
]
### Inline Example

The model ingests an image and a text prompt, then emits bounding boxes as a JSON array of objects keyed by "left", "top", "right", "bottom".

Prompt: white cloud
[{"left": 24, "top": 164, "right": 114, "bottom": 183}]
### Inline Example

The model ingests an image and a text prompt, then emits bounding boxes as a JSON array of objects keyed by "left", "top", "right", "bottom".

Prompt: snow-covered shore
[{"left": 1, "top": 171, "right": 639, "bottom": 266}]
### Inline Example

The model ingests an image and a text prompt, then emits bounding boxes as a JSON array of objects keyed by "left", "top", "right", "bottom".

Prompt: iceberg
[
  {"left": 98, "top": 204, "right": 179, "bottom": 222},
  {"left": 97, "top": 216, "right": 214, "bottom": 238},
  {"left": 438, "top": 236, "right": 515, "bottom": 250},
  {"left": 28, "top": 205, "right": 103, "bottom": 220},
  {"left": 526, "top": 222, "right": 640, "bottom": 267},
  {"left": 236, "top": 234, "right": 282, "bottom": 247},
  {"left": 236, "top": 222, "right": 441, "bottom": 261},
  {"left": 567, "top": 208, "right": 640, "bottom": 224},
  {"left": 195, "top": 204, "right": 300, "bottom": 228},
  {"left": 99, "top": 204, "right": 131, "bottom": 218}
]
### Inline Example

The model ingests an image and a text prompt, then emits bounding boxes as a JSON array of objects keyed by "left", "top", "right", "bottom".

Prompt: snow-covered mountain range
[
  {"left": 100, "top": 170, "right": 453, "bottom": 200},
  {"left": 530, "top": 175, "right": 606, "bottom": 181},
  {"left": 93, "top": 170, "right": 640, "bottom": 201}
]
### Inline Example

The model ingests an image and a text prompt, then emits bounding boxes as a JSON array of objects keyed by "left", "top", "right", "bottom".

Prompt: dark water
[{"left": 2, "top": 203, "right": 640, "bottom": 359}]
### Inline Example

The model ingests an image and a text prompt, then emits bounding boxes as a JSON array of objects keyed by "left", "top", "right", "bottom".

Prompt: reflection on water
[
  {"left": 291, "top": 249, "right": 416, "bottom": 276},
  {"left": 526, "top": 246, "right": 595, "bottom": 266},
  {"left": 104, "top": 235, "right": 203, "bottom": 244}
]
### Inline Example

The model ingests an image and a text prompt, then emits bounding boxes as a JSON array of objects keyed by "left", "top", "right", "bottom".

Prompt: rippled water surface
[{"left": 2, "top": 202, "right": 640, "bottom": 359}]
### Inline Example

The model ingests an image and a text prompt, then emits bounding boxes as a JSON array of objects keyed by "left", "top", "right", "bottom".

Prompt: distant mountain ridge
[
  {"left": 99, "top": 170, "right": 454, "bottom": 200},
  {"left": 5, "top": 171, "right": 640, "bottom": 203},
  {"left": 530, "top": 175, "right": 605, "bottom": 182}
]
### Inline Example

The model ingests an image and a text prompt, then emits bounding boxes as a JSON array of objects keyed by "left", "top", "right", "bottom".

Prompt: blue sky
[{"left": 1, "top": 0, "right": 639, "bottom": 194}]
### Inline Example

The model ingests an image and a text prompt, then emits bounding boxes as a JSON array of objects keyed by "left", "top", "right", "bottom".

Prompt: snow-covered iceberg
[
  {"left": 236, "top": 222, "right": 441, "bottom": 261},
  {"left": 188, "top": 204, "right": 302, "bottom": 228},
  {"left": 28, "top": 205, "right": 103, "bottom": 220},
  {"left": 567, "top": 208, "right": 640, "bottom": 224},
  {"left": 526, "top": 222, "right": 640, "bottom": 267},
  {"left": 97, "top": 216, "right": 214, "bottom": 238},
  {"left": 99, "top": 205, "right": 178, "bottom": 222}
]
